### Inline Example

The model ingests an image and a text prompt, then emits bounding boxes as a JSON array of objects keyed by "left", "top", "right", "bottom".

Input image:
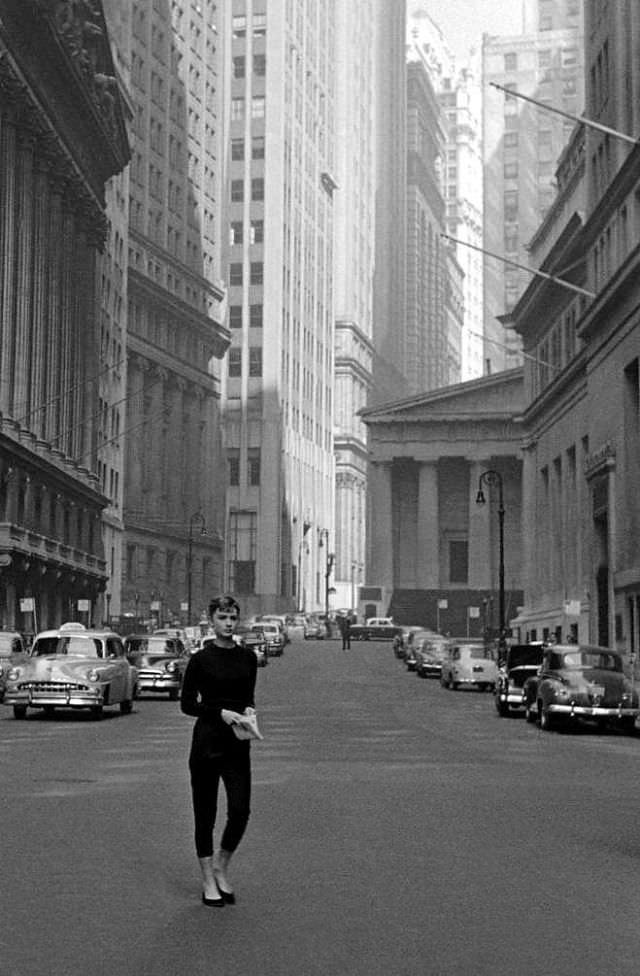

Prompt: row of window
[
  {"left": 231, "top": 96, "right": 266, "bottom": 121},
  {"left": 232, "top": 13, "right": 266, "bottom": 39},
  {"left": 228, "top": 450, "right": 261, "bottom": 487},
  {"left": 231, "top": 178, "right": 264, "bottom": 201},
  {"left": 230, "top": 220, "right": 263, "bottom": 245},
  {"left": 229, "top": 261, "right": 263, "bottom": 286},
  {"left": 233, "top": 54, "right": 266, "bottom": 78},
  {"left": 228, "top": 346, "right": 262, "bottom": 377},
  {"left": 232, "top": 136, "right": 265, "bottom": 160},
  {"left": 229, "top": 304, "right": 263, "bottom": 328}
]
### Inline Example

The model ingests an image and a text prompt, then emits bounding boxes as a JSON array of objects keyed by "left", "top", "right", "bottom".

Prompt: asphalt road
[{"left": 1, "top": 639, "right": 640, "bottom": 976}]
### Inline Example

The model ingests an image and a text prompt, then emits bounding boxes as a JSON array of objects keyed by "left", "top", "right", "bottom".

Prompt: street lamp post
[
  {"left": 187, "top": 511, "right": 206, "bottom": 626},
  {"left": 318, "top": 529, "right": 335, "bottom": 627},
  {"left": 476, "top": 469, "right": 506, "bottom": 652}
]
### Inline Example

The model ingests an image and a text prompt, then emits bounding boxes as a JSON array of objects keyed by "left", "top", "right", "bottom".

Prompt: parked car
[
  {"left": 285, "top": 614, "right": 307, "bottom": 640},
  {"left": 440, "top": 641, "right": 497, "bottom": 691},
  {"left": 0, "top": 631, "right": 27, "bottom": 703},
  {"left": 124, "top": 634, "right": 188, "bottom": 699},
  {"left": 233, "top": 625, "right": 268, "bottom": 667},
  {"left": 3, "top": 622, "right": 137, "bottom": 719},
  {"left": 303, "top": 615, "right": 325, "bottom": 639},
  {"left": 350, "top": 621, "right": 402, "bottom": 642},
  {"left": 393, "top": 626, "right": 426, "bottom": 660},
  {"left": 494, "top": 642, "right": 545, "bottom": 716},
  {"left": 153, "top": 626, "right": 195, "bottom": 653},
  {"left": 252, "top": 622, "right": 284, "bottom": 656},
  {"left": 415, "top": 635, "right": 450, "bottom": 679},
  {"left": 522, "top": 644, "right": 639, "bottom": 733},
  {"left": 257, "top": 615, "right": 290, "bottom": 645}
]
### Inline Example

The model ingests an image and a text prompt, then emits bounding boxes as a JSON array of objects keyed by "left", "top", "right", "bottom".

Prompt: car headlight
[
  {"left": 86, "top": 668, "right": 101, "bottom": 682},
  {"left": 7, "top": 666, "right": 21, "bottom": 681},
  {"left": 165, "top": 661, "right": 178, "bottom": 673},
  {"left": 553, "top": 685, "right": 571, "bottom": 700}
]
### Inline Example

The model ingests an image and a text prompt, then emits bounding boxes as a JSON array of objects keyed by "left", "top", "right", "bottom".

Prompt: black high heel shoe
[
  {"left": 202, "top": 890, "right": 224, "bottom": 907},
  {"left": 213, "top": 871, "right": 236, "bottom": 904}
]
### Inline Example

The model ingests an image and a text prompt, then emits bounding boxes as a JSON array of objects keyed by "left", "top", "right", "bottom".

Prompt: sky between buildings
[{"left": 418, "top": 0, "right": 527, "bottom": 63}]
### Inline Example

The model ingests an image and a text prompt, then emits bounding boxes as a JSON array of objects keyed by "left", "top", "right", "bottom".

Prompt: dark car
[
  {"left": 234, "top": 625, "right": 268, "bottom": 667},
  {"left": 415, "top": 635, "right": 450, "bottom": 679},
  {"left": 523, "top": 644, "right": 639, "bottom": 733},
  {"left": 494, "top": 642, "right": 545, "bottom": 716},
  {"left": 0, "top": 632, "right": 27, "bottom": 703},
  {"left": 124, "top": 634, "right": 188, "bottom": 700}
]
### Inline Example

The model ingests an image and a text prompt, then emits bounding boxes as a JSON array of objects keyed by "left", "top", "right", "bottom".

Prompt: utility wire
[{"left": 12, "top": 358, "right": 125, "bottom": 429}]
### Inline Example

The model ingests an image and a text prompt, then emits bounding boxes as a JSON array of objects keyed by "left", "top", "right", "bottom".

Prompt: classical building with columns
[
  {"left": 0, "top": 0, "right": 130, "bottom": 631},
  {"left": 361, "top": 369, "right": 524, "bottom": 638}
]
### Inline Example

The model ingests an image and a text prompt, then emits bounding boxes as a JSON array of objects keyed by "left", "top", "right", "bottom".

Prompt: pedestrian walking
[
  {"left": 340, "top": 614, "right": 351, "bottom": 650},
  {"left": 180, "top": 594, "right": 260, "bottom": 907}
]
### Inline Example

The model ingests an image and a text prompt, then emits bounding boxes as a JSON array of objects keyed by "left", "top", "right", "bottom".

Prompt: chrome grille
[{"left": 18, "top": 681, "right": 89, "bottom": 692}]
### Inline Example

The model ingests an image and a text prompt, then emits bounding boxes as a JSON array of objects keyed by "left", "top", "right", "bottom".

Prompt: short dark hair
[{"left": 209, "top": 594, "right": 241, "bottom": 617}]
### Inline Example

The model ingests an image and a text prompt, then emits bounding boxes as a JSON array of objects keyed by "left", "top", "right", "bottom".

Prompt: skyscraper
[{"left": 221, "top": 1, "right": 336, "bottom": 616}]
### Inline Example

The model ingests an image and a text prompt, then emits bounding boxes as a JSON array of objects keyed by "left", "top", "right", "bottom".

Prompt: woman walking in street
[{"left": 181, "top": 594, "right": 260, "bottom": 907}]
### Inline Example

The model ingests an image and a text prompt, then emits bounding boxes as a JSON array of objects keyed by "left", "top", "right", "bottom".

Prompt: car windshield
[
  {"left": 257, "top": 625, "right": 277, "bottom": 634},
  {"left": 559, "top": 650, "right": 622, "bottom": 671},
  {"left": 462, "top": 646, "right": 493, "bottom": 660},
  {"left": 126, "top": 637, "right": 179, "bottom": 655},
  {"left": 507, "top": 645, "right": 544, "bottom": 669},
  {"left": 33, "top": 636, "right": 104, "bottom": 658}
]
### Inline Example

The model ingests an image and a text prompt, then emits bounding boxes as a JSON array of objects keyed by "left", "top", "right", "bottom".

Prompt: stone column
[
  {"left": 467, "top": 460, "right": 492, "bottom": 588},
  {"left": 416, "top": 461, "right": 439, "bottom": 588},
  {"left": 126, "top": 356, "right": 145, "bottom": 504},
  {"left": 30, "top": 148, "right": 52, "bottom": 436},
  {"left": 0, "top": 116, "right": 17, "bottom": 415},
  {"left": 45, "top": 177, "right": 64, "bottom": 443},
  {"left": 14, "top": 129, "right": 36, "bottom": 418},
  {"left": 368, "top": 461, "right": 393, "bottom": 591}
]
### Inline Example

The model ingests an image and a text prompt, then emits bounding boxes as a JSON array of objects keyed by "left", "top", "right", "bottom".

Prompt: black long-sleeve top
[{"left": 181, "top": 641, "right": 258, "bottom": 760}]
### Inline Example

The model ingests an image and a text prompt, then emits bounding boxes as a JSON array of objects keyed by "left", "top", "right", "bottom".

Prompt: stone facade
[
  {"left": 361, "top": 370, "right": 524, "bottom": 638},
  {"left": 0, "top": 0, "right": 130, "bottom": 632}
]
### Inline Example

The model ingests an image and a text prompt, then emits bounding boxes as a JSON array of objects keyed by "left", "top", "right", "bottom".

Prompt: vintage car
[
  {"left": 124, "top": 634, "right": 189, "bottom": 699},
  {"left": 350, "top": 622, "right": 403, "bottom": 642},
  {"left": 232, "top": 625, "right": 268, "bottom": 667},
  {"left": 494, "top": 642, "right": 545, "bottom": 716},
  {"left": 303, "top": 614, "right": 326, "bottom": 639},
  {"left": 522, "top": 644, "right": 639, "bottom": 733},
  {"left": 251, "top": 622, "right": 284, "bottom": 656},
  {"left": 0, "top": 631, "right": 27, "bottom": 703},
  {"left": 440, "top": 641, "right": 497, "bottom": 691},
  {"left": 3, "top": 622, "right": 137, "bottom": 719},
  {"left": 392, "top": 626, "right": 426, "bottom": 660},
  {"left": 415, "top": 635, "right": 450, "bottom": 679}
]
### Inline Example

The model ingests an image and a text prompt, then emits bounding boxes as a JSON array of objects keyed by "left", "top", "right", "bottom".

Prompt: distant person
[
  {"left": 340, "top": 614, "right": 351, "bottom": 650},
  {"left": 181, "top": 594, "right": 260, "bottom": 907}
]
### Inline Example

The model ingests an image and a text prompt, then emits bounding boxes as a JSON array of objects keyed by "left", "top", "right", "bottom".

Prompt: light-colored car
[
  {"left": 303, "top": 614, "right": 325, "bottom": 639},
  {"left": 252, "top": 622, "right": 284, "bottom": 656},
  {"left": 257, "top": 615, "right": 290, "bottom": 644},
  {"left": 0, "top": 632, "right": 27, "bottom": 703},
  {"left": 124, "top": 634, "right": 188, "bottom": 699},
  {"left": 230, "top": 626, "right": 268, "bottom": 667},
  {"left": 3, "top": 622, "right": 137, "bottom": 719},
  {"left": 440, "top": 641, "right": 497, "bottom": 692}
]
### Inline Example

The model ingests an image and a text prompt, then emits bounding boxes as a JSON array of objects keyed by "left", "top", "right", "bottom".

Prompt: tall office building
[
  {"left": 407, "top": 4, "right": 484, "bottom": 381},
  {"left": 122, "top": 0, "right": 229, "bottom": 626},
  {"left": 482, "top": 1, "right": 584, "bottom": 372},
  {"left": 332, "top": 1, "right": 377, "bottom": 610},
  {"left": 221, "top": 2, "right": 336, "bottom": 616}
]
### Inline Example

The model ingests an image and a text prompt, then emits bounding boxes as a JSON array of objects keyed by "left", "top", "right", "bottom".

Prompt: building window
[
  {"left": 228, "top": 453, "right": 240, "bottom": 485},
  {"left": 254, "top": 53, "right": 266, "bottom": 76},
  {"left": 251, "top": 219, "right": 264, "bottom": 243},
  {"left": 228, "top": 347, "right": 242, "bottom": 377},
  {"left": 231, "top": 179, "right": 244, "bottom": 202},
  {"left": 504, "top": 161, "right": 519, "bottom": 179},
  {"left": 249, "top": 304, "right": 263, "bottom": 328},
  {"left": 250, "top": 261, "right": 263, "bottom": 284},
  {"left": 232, "top": 15, "right": 247, "bottom": 38},
  {"left": 249, "top": 347, "right": 262, "bottom": 377},
  {"left": 251, "top": 178, "right": 264, "bottom": 200},
  {"left": 449, "top": 540, "right": 469, "bottom": 584},
  {"left": 230, "top": 221, "right": 243, "bottom": 245},
  {"left": 231, "top": 138, "right": 244, "bottom": 160},
  {"left": 252, "top": 136, "right": 265, "bottom": 159},
  {"left": 248, "top": 449, "right": 261, "bottom": 486},
  {"left": 229, "top": 262, "right": 243, "bottom": 285},
  {"left": 233, "top": 56, "right": 245, "bottom": 78},
  {"left": 253, "top": 13, "right": 266, "bottom": 36},
  {"left": 228, "top": 510, "right": 257, "bottom": 595},
  {"left": 504, "top": 52, "right": 518, "bottom": 72},
  {"left": 229, "top": 305, "right": 242, "bottom": 329},
  {"left": 504, "top": 131, "right": 518, "bottom": 148},
  {"left": 251, "top": 96, "right": 265, "bottom": 118},
  {"left": 231, "top": 98, "right": 245, "bottom": 121}
]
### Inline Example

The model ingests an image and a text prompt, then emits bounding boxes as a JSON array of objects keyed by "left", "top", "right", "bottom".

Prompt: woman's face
[{"left": 211, "top": 607, "right": 239, "bottom": 640}]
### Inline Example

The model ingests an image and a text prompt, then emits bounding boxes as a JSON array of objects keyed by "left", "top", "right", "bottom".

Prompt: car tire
[
  {"left": 168, "top": 688, "right": 179, "bottom": 701},
  {"left": 539, "top": 703, "right": 556, "bottom": 731},
  {"left": 440, "top": 674, "right": 447, "bottom": 688},
  {"left": 43, "top": 705, "right": 56, "bottom": 719},
  {"left": 618, "top": 717, "right": 637, "bottom": 735},
  {"left": 13, "top": 705, "right": 27, "bottom": 720},
  {"left": 119, "top": 698, "right": 133, "bottom": 715},
  {"left": 525, "top": 704, "right": 537, "bottom": 723},
  {"left": 90, "top": 704, "right": 104, "bottom": 719},
  {"left": 496, "top": 698, "right": 509, "bottom": 717},
  {"left": 448, "top": 676, "right": 457, "bottom": 690}
]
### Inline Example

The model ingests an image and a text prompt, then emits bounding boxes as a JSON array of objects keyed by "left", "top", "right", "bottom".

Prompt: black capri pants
[{"left": 189, "top": 747, "right": 251, "bottom": 858}]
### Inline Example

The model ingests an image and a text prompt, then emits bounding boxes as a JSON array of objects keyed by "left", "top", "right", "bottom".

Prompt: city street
[{"left": 1, "top": 639, "right": 640, "bottom": 976}]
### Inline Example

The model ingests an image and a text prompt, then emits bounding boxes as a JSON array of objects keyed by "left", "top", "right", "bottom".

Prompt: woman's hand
[{"left": 221, "top": 708, "right": 244, "bottom": 726}]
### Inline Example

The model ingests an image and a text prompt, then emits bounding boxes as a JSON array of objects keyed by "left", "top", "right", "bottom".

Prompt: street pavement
[{"left": 1, "top": 639, "right": 640, "bottom": 976}]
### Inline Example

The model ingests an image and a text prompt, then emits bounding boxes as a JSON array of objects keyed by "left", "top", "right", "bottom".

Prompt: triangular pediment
[{"left": 361, "top": 368, "right": 524, "bottom": 425}]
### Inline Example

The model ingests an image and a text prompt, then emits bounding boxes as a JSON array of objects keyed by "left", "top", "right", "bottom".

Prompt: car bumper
[
  {"left": 4, "top": 687, "right": 105, "bottom": 708},
  {"left": 498, "top": 691, "right": 526, "bottom": 707},
  {"left": 137, "top": 675, "right": 180, "bottom": 694},
  {"left": 548, "top": 703, "right": 640, "bottom": 719},
  {"left": 454, "top": 676, "right": 495, "bottom": 685},
  {"left": 418, "top": 665, "right": 441, "bottom": 677}
]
